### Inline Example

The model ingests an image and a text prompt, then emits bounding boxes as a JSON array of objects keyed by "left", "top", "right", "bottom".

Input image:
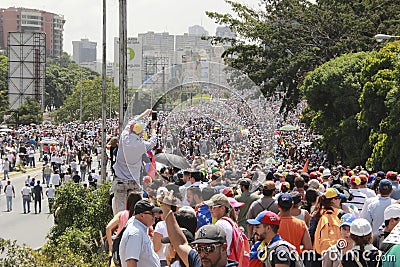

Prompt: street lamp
[{"left": 374, "top": 34, "right": 400, "bottom": 42}]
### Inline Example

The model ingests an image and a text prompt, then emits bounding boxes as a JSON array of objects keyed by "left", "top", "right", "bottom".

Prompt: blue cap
[
  {"left": 278, "top": 193, "right": 293, "bottom": 209},
  {"left": 340, "top": 213, "right": 356, "bottom": 227},
  {"left": 379, "top": 179, "right": 393, "bottom": 192}
]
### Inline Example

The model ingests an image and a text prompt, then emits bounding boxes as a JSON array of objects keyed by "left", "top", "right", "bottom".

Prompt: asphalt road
[{"left": 0, "top": 162, "right": 54, "bottom": 249}]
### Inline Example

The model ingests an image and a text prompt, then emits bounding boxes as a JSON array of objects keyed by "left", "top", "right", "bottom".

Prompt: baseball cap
[
  {"left": 379, "top": 179, "right": 393, "bottom": 193},
  {"left": 340, "top": 213, "right": 356, "bottom": 228},
  {"left": 222, "top": 187, "right": 233, "bottom": 197},
  {"left": 386, "top": 171, "right": 398, "bottom": 180},
  {"left": 350, "top": 218, "right": 372, "bottom": 236},
  {"left": 384, "top": 204, "right": 400, "bottom": 221},
  {"left": 247, "top": 211, "right": 280, "bottom": 226},
  {"left": 191, "top": 224, "right": 227, "bottom": 244},
  {"left": 228, "top": 197, "right": 245, "bottom": 208},
  {"left": 350, "top": 176, "right": 361, "bottom": 186},
  {"left": 324, "top": 188, "right": 345, "bottom": 199},
  {"left": 278, "top": 193, "right": 293, "bottom": 209},
  {"left": 162, "top": 228, "right": 194, "bottom": 244},
  {"left": 280, "top": 181, "right": 290, "bottom": 190},
  {"left": 263, "top": 180, "right": 276, "bottom": 190},
  {"left": 204, "top": 193, "right": 231, "bottom": 208},
  {"left": 130, "top": 122, "right": 143, "bottom": 134},
  {"left": 134, "top": 200, "right": 156, "bottom": 215}
]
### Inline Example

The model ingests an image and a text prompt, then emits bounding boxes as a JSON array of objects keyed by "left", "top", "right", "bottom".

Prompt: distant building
[
  {"left": 72, "top": 38, "right": 97, "bottom": 64},
  {"left": 175, "top": 33, "right": 211, "bottom": 54},
  {"left": 188, "top": 25, "right": 208, "bottom": 37},
  {"left": 0, "top": 7, "right": 65, "bottom": 57}
]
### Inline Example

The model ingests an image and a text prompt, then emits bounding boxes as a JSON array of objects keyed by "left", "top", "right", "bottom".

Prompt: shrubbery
[{"left": 0, "top": 181, "right": 113, "bottom": 266}]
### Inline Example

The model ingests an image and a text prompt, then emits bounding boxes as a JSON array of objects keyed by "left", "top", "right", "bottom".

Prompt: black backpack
[{"left": 112, "top": 226, "right": 126, "bottom": 267}]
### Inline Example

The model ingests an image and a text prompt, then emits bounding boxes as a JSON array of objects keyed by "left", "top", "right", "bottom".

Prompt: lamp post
[
  {"left": 374, "top": 34, "right": 400, "bottom": 42},
  {"left": 80, "top": 66, "right": 82, "bottom": 122}
]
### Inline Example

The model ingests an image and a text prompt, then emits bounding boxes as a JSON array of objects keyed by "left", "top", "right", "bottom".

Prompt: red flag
[{"left": 302, "top": 158, "right": 310, "bottom": 173}]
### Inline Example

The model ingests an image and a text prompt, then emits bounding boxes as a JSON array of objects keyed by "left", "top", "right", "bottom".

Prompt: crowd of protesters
[
  {"left": 1, "top": 94, "right": 400, "bottom": 267},
  {"left": 106, "top": 96, "right": 400, "bottom": 267}
]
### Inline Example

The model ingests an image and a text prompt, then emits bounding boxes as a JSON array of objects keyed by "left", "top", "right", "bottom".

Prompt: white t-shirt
[
  {"left": 4, "top": 184, "right": 14, "bottom": 197},
  {"left": 46, "top": 187, "right": 55, "bottom": 198},
  {"left": 154, "top": 221, "right": 168, "bottom": 261},
  {"left": 215, "top": 218, "right": 233, "bottom": 255},
  {"left": 51, "top": 174, "right": 60, "bottom": 186}
]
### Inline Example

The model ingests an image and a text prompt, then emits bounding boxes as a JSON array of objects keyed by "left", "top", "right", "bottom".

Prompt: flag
[
  {"left": 302, "top": 158, "right": 310, "bottom": 173},
  {"left": 146, "top": 149, "right": 156, "bottom": 179}
]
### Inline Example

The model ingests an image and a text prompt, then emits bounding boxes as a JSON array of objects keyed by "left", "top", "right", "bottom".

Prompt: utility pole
[
  {"left": 119, "top": 0, "right": 127, "bottom": 134},
  {"left": 101, "top": 0, "right": 107, "bottom": 182},
  {"left": 80, "top": 66, "right": 82, "bottom": 122}
]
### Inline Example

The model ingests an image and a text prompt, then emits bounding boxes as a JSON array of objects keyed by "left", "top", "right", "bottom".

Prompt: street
[{"left": 0, "top": 166, "right": 54, "bottom": 249}]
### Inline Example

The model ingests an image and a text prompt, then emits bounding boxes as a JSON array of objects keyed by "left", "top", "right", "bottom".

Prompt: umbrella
[
  {"left": 154, "top": 153, "right": 190, "bottom": 169},
  {"left": 278, "top": 124, "right": 298, "bottom": 132},
  {"left": 0, "top": 128, "right": 13, "bottom": 132}
]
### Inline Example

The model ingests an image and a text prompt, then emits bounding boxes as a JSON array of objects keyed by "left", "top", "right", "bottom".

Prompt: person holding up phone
[{"left": 111, "top": 109, "right": 158, "bottom": 215}]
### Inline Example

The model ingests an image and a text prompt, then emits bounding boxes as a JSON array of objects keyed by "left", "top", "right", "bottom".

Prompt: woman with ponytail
[{"left": 309, "top": 188, "right": 345, "bottom": 267}]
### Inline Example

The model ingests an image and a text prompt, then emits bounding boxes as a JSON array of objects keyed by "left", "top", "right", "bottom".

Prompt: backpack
[
  {"left": 313, "top": 209, "right": 341, "bottom": 255},
  {"left": 265, "top": 240, "right": 304, "bottom": 267},
  {"left": 111, "top": 226, "right": 126, "bottom": 267},
  {"left": 220, "top": 217, "right": 250, "bottom": 267}
]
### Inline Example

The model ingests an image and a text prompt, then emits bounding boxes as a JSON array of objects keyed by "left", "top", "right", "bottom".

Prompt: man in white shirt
[
  {"left": 21, "top": 182, "right": 32, "bottom": 213},
  {"left": 111, "top": 109, "right": 157, "bottom": 215},
  {"left": 4, "top": 180, "right": 15, "bottom": 211},
  {"left": 46, "top": 184, "right": 55, "bottom": 213}
]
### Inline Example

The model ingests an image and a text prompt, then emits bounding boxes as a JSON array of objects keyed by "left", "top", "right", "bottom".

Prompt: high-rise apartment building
[
  {"left": 0, "top": 7, "right": 65, "bottom": 57},
  {"left": 72, "top": 38, "right": 97, "bottom": 64}
]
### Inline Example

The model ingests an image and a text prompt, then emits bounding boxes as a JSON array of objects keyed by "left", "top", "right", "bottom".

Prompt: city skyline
[{"left": 1, "top": 0, "right": 259, "bottom": 61}]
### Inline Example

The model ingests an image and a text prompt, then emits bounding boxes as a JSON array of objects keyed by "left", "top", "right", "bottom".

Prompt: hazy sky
[{"left": 2, "top": 0, "right": 259, "bottom": 61}]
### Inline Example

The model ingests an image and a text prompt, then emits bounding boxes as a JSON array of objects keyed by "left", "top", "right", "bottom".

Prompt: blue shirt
[
  {"left": 365, "top": 196, "right": 396, "bottom": 234},
  {"left": 119, "top": 217, "right": 160, "bottom": 267}
]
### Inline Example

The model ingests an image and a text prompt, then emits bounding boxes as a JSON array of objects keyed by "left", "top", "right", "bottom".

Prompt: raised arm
[{"left": 163, "top": 206, "right": 192, "bottom": 267}]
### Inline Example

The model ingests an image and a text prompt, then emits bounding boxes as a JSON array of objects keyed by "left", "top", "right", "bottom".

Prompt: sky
[{"left": 2, "top": 0, "right": 259, "bottom": 62}]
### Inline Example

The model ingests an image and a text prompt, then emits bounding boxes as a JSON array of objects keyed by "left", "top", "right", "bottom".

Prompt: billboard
[
  {"left": 114, "top": 37, "right": 143, "bottom": 88},
  {"left": 8, "top": 32, "right": 46, "bottom": 110}
]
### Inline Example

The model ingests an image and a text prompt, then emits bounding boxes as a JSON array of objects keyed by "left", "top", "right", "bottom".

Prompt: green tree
[
  {"left": 14, "top": 98, "right": 43, "bottom": 125},
  {"left": 45, "top": 54, "right": 100, "bottom": 110},
  {"left": 0, "top": 55, "right": 9, "bottom": 117},
  {"left": 206, "top": 0, "right": 400, "bottom": 113},
  {"left": 359, "top": 41, "right": 400, "bottom": 170},
  {"left": 52, "top": 77, "right": 119, "bottom": 122},
  {"left": 301, "top": 52, "right": 371, "bottom": 166},
  {"left": 0, "top": 181, "right": 112, "bottom": 267}
]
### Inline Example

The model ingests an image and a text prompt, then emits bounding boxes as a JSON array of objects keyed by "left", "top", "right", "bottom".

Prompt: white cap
[
  {"left": 350, "top": 218, "right": 372, "bottom": 236},
  {"left": 384, "top": 204, "right": 400, "bottom": 221},
  {"left": 322, "top": 169, "right": 331, "bottom": 177}
]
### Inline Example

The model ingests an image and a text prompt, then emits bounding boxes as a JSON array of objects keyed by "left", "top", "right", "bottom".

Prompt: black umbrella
[{"left": 154, "top": 153, "right": 190, "bottom": 170}]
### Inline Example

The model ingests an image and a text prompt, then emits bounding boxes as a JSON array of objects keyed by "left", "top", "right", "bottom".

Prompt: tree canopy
[
  {"left": 206, "top": 0, "right": 400, "bottom": 114},
  {"left": 301, "top": 52, "right": 371, "bottom": 166}
]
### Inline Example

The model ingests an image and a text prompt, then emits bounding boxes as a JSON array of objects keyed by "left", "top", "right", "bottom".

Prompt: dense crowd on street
[{"left": 1, "top": 95, "right": 400, "bottom": 267}]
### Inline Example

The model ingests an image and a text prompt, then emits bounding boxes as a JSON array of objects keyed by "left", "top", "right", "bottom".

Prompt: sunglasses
[
  {"left": 210, "top": 205, "right": 223, "bottom": 210},
  {"left": 192, "top": 243, "right": 222, "bottom": 254}
]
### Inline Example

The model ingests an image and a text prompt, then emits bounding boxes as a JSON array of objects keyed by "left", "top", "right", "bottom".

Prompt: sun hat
[{"left": 350, "top": 218, "right": 372, "bottom": 236}]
